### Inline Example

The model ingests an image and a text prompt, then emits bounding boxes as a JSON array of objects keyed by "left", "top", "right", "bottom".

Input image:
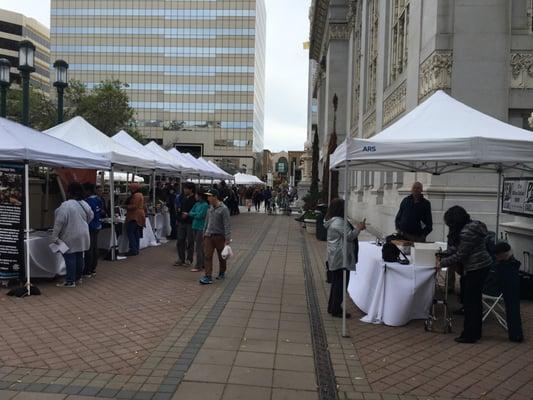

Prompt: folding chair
[{"left": 482, "top": 293, "right": 508, "bottom": 330}]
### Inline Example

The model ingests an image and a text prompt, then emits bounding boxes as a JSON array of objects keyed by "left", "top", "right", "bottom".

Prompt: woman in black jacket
[{"left": 439, "top": 206, "right": 493, "bottom": 343}]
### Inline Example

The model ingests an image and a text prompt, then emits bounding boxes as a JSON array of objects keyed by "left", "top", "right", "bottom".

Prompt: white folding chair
[{"left": 482, "top": 294, "right": 508, "bottom": 330}]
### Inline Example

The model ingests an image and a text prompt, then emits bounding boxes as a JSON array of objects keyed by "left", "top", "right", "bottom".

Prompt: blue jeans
[
  {"left": 127, "top": 220, "right": 141, "bottom": 254},
  {"left": 63, "top": 252, "right": 84, "bottom": 284}
]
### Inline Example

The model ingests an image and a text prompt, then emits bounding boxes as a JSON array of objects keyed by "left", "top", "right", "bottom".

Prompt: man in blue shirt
[
  {"left": 395, "top": 182, "right": 433, "bottom": 242},
  {"left": 83, "top": 182, "right": 103, "bottom": 277}
]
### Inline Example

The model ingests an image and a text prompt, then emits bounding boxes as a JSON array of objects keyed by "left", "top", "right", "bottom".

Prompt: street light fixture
[
  {"left": 0, "top": 58, "right": 11, "bottom": 118},
  {"left": 17, "top": 40, "right": 36, "bottom": 126},
  {"left": 53, "top": 59, "right": 69, "bottom": 124}
]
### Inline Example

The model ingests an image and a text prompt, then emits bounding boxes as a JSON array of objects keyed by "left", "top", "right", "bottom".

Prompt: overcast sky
[{"left": 0, "top": 0, "right": 310, "bottom": 152}]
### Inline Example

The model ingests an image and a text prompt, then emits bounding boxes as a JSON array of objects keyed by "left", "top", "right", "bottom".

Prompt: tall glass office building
[{"left": 50, "top": 0, "right": 265, "bottom": 173}]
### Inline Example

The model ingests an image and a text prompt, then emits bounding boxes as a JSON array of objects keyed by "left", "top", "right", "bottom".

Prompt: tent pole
[
  {"left": 24, "top": 162, "right": 31, "bottom": 296},
  {"left": 495, "top": 168, "right": 502, "bottom": 241},
  {"left": 152, "top": 170, "right": 158, "bottom": 241},
  {"left": 110, "top": 164, "right": 116, "bottom": 261},
  {"left": 43, "top": 167, "right": 50, "bottom": 227},
  {"left": 328, "top": 169, "right": 332, "bottom": 204},
  {"left": 342, "top": 160, "right": 349, "bottom": 338}
]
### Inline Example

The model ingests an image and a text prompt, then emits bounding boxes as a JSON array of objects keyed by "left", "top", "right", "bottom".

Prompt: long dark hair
[
  {"left": 444, "top": 205, "right": 471, "bottom": 246},
  {"left": 67, "top": 182, "right": 84, "bottom": 201},
  {"left": 326, "top": 198, "right": 344, "bottom": 220}
]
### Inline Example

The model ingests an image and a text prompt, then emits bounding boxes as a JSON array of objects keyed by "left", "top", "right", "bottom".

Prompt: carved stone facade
[
  {"left": 363, "top": 111, "right": 376, "bottom": 138},
  {"left": 383, "top": 80, "right": 407, "bottom": 126},
  {"left": 510, "top": 52, "right": 533, "bottom": 89},
  {"left": 418, "top": 51, "right": 453, "bottom": 101}
]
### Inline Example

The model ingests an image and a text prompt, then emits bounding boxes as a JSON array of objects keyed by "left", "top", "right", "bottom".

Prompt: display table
[
  {"left": 349, "top": 242, "right": 436, "bottom": 326},
  {"left": 98, "top": 217, "right": 159, "bottom": 253},
  {"left": 27, "top": 231, "right": 66, "bottom": 278},
  {"left": 149, "top": 212, "right": 171, "bottom": 240}
]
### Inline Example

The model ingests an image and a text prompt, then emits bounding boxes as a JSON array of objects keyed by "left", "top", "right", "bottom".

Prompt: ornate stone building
[{"left": 306, "top": 0, "right": 533, "bottom": 241}]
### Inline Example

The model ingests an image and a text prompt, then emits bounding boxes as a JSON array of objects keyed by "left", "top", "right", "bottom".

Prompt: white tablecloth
[
  {"left": 149, "top": 212, "right": 171, "bottom": 240},
  {"left": 349, "top": 242, "right": 436, "bottom": 326},
  {"left": 98, "top": 217, "right": 159, "bottom": 253},
  {"left": 27, "top": 231, "right": 66, "bottom": 278}
]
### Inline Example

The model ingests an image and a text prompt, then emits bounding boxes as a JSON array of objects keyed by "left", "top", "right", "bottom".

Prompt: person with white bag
[{"left": 199, "top": 189, "right": 232, "bottom": 285}]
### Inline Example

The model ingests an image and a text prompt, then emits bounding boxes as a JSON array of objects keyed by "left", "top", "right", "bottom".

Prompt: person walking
[
  {"left": 53, "top": 182, "right": 94, "bottom": 288},
  {"left": 125, "top": 182, "right": 146, "bottom": 256},
  {"left": 175, "top": 182, "right": 197, "bottom": 266},
  {"left": 439, "top": 206, "right": 493, "bottom": 343},
  {"left": 245, "top": 186, "right": 253, "bottom": 212},
  {"left": 200, "top": 189, "right": 231, "bottom": 285},
  {"left": 324, "top": 198, "right": 366, "bottom": 318},
  {"left": 188, "top": 188, "right": 209, "bottom": 272},
  {"left": 252, "top": 188, "right": 262, "bottom": 212},
  {"left": 82, "top": 182, "right": 103, "bottom": 278}
]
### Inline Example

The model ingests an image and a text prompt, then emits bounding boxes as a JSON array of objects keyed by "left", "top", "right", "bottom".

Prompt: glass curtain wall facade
[{"left": 51, "top": 0, "right": 265, "bottom": 172}]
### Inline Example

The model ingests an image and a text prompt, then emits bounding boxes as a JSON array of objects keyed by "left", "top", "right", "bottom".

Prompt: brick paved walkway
[{"left": 0, "top": 214, "right": 531, "bottom": 400}]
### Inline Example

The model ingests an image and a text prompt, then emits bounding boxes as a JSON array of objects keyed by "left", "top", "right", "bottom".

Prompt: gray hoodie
[
  {"left": 52, "top": 199, "right": 94, "bottom": 253},
  {"left": 324, "top": 217, "right": 360, "bottom": 271}
]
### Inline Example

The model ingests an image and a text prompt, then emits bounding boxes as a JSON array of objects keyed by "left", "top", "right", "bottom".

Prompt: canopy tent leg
[
  {"left": 495, "top": 168, "right": 502, "bottom": 241},
  {"left": 43, "top": 167, "right": 50, "bottom": 228},
  {"left": 152, "top": 170, "right": 158, "bottom": 242},
  {"left": 110, "top": 164, "right": 116, "bottom": 261},
  {"left": 328, "top": 169, "right": 332, "bottom": 204},
  {"left": 342, "top": 160, "right": 350, "bottom": 338},
  {"left": 24, "top": 162, "right": 31, "bottom": 296}
]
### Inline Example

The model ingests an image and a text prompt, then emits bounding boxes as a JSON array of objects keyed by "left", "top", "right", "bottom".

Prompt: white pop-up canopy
[
  {"left": 234, "top": 173, "right": 265, "bottom": 185},
  {"left": 329, "top": 90, "right": 533, "bottom": 336},
  {"left": 331, "top": 91, "right": 533, "bottom": 174},
  {"left": 45, "top": 117, "right": 156, "bottom": 171},
  {"left": 0, "top": 117, "right": 109, "bottom": 169},
  {"left": 167, "top": 148, "right": 204, "bottom": 176},
  {"left": 144, "top": 142, "right": 194, "bottom": 176},
  {"left": 182, "top": 153, "right": 227, "bottom": 179},
  {"left": 112, "top": 131, "right": 179, "bottom": 173},
  {"left": 207, "top": 160, "right": 232, "bottom": 180}
]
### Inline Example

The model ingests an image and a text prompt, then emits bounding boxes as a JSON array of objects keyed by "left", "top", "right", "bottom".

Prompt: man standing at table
[{"left": 395, "top": 181, "right": 433, "bottom": 242}]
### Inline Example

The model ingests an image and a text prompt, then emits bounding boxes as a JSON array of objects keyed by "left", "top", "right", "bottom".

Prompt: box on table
[{"left": 413, "top": 243, "right": 446, "bottom": 267}]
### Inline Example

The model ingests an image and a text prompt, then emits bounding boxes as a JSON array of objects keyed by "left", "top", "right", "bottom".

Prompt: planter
[{"left": 304, "top": 218, "right": 317, "bottom": 234}]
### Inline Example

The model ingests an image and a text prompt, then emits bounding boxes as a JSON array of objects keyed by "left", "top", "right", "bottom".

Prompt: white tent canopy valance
[
  {"left": 144, "top": 142, "right": 194, "bottom": 176},
  {"left": 234, "top": 173, "right": 265, "bottom": 185},
  {"left": 0, "top": 117, "right": 109, "bottom": 169},
  {"left": 330, "top": 91, "right": 533, "bottom": 174},
  {"left": 44, "top": 117, "right": 156, "bottom": 171}
]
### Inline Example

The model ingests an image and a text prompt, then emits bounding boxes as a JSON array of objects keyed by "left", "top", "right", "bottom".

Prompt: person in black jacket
[
  {"left": 439, "top": 206, "right": 493, "bottom": 343},
  {"left": 395, "top": 182, "right": 432, "bottom": 242},
  {"left": 174, "top": 182, "right": 197, "bottom": 266},
  {"left": 494, "top": 242, "right": 524, "bottom": 343}
]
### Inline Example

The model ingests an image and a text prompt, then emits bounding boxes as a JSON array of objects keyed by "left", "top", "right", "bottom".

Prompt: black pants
[
  {"left": 461, "top": 267, "right": 489, "bottom": 340},
  {"left": 328, "top": 269, "right": 351, "bottom": 315},
  {"left": 84, "top": 229, "right": 99, "bottom": 275},
  {"left": 497, "top": 264, "right": 524, "bottom": 341}
]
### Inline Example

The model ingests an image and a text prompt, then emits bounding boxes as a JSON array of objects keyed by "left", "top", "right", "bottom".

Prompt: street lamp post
[
  {"left": 53, "top": 60, "right": 69, "bottom": 124},
  {"left": 0, "top": 58, "right": 11, "bottom": 118},
  {"left": 17, "top": 40, "right": 35, "bottom": 126}
]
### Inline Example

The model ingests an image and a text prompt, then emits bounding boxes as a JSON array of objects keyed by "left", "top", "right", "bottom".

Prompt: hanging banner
[
  {"left": 0, "top": 163, "right": 25, "bottom": 280},
  {"left": 502, "top": 177, "right": 533, "bottom": 217}
]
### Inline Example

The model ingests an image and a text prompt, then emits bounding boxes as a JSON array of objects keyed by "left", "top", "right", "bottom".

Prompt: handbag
[{"left": 382, "top": 241, "right": 410, "bottom": 265}]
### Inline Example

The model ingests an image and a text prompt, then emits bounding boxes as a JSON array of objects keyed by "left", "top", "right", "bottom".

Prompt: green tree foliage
[{"left": 6, "top": 86, "right": 56, "bottom": 131}]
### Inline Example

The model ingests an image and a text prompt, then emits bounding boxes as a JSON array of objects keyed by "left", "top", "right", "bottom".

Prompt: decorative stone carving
[
  {"left": 363, "top": 111, "right": 376, "bottom": 138},
  {"left": 309, "top": 0, "right": 331, "bottom": 62},
  {"left": 510, "top": 52, "right": 533, "bottom": 89},
  {"left": 418, "top": 51, "right": 453, "bottom": 100},
  {"left": 383, "top": 80, "right": 407, "bottom": 126},
  {"left": 328, "top": 22, "right": 351, "bottom": 41}
]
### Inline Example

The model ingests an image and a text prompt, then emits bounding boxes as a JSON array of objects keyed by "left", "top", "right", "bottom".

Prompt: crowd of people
[
  {"left": 324, "top": 181, "right": 524, "bottom": 344},
  {"left": 243, "top": 185, "right": 298, "bottom": 213}
]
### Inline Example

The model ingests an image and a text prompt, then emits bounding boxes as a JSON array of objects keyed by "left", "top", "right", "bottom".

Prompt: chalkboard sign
[
  {"left": 0, "top": 163, "right": 25, "bottom": 281},
  {"left": 502, "top": 177, "right": 533, "bottom": 217}
]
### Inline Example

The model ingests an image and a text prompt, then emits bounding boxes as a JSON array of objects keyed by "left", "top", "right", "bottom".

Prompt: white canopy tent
[
  {"left": 234, "top": 173, "right": 265, "bottom": 185},
  {"left": 196, "top": 157, "right": 233, "bottom": 180},
  {"left": 0, "top": 117, "right": 110, "bottom": 295},
  {"left": 45, "top": 117, "right": 159, "bottom": 260},
  {"left": 207, "top": 160, "right": 232, "bottom": 180},
  {"left": 183, "top": 153, "right": 228, "bottom": 180},
  {"left": 101, "top": 171, "right": 144, "bottom": 183},
  {"left": 145, "top": 142, "right": 196, "bottom": 177},
  {"left": 329, "top": 90, "right": 533, "bottom": 336},
  {"left": 167, "top": 148, "right": 205, "bottom": 178}
]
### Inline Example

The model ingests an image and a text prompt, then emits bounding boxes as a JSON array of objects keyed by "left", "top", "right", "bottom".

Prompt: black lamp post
[
  {"left": 53, "top": 59, "right": 68, "bottom": 124},
  {"left": 0, "top": 58, "right": 10, "bottom": 118},
  {"left": 17, "top": 40, "right": 35, "bottom": 126}
]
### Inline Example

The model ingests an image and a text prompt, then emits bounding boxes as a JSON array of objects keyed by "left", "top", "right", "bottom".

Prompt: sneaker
[
  {"left": 216, "top": 273, "right": 226, "bottom": 280},
  {"left": 199, "top": 276, "right": 213, "bottom": 285},
  {"left": 56, "top": 282, "right": 76, "bottom": 288},
  {"left": 190, "top": 268, "right": 201, "bottom": 272},
  {"left": 82, "top": 274, "right": 93, "bottom": 279},
  {"left": 185, "top": 260, "right": 192, "bottom": 266},
  {"left": 173, "top": 260, "right": 184, "bottom": 266}
]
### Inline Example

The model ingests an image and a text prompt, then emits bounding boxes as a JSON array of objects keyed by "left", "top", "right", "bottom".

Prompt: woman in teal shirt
[{"left": 187, "top": 188, "right": 209, "bottom": 272}]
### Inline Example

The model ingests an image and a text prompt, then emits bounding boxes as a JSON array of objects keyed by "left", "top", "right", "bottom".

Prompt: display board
[
  {"left": 0, "top": 163, "right": 25, "bottom": 280},
  {"left": 502, "top": 177, "right": 533, "bottom": 217}
]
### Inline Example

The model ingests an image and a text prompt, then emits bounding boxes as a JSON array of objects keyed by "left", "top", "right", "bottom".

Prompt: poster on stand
[
  {"left": 502, "top": 177, "right": 533, "bottom": 217},
  {"left": 0, "top": 163, "right": 25, "bottom": 281}
]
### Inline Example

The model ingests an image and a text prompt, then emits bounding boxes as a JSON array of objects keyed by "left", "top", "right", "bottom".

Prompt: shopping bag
[{"left": 221, "top": 245, "right": 234, "bottom": 260}]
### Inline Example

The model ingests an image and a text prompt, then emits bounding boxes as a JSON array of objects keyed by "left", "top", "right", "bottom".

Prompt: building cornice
[{"left": 309, "top": 0, "right": 330, "bottom": 62}]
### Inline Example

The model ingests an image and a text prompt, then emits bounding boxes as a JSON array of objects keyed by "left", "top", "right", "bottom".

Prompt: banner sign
[
  {"left": 502, "top": 177, "right": 533, "bottom": 217},
  {"left": 0, "top": 163, "right": 25, "bottom": 280}
]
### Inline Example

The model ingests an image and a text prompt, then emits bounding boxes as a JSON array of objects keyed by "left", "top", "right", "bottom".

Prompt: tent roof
[
  {"left": 143, "top": 142, "right": 193, "bottom": 174},
  {"left": 330, "top": 91, "right": 533, "bottom": 174},
  {"left": 206, "top": 160, "right": 231, "bottom": 178},
  {"left": 167, "top": 148, "right": 204, "bottom": 175},
  {"left": 113, "top": 131, "right": 180, "bottom": 173},
  {"left": 196, "top": 157, "right": 231, "bottom": 179},
  {"left": 0, "top": 117, "right": 109, "bottom": 169},
  {"left": 44, "top": 117, "right": 155, "bottom": 170},
  {"left": 234, "top": 173, "right": 265, "bottom": 185}
]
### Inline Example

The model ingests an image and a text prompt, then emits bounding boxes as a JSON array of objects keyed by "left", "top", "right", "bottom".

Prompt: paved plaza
[{"left": 0, "top": 213, "right": 531, "bottom": 400}]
